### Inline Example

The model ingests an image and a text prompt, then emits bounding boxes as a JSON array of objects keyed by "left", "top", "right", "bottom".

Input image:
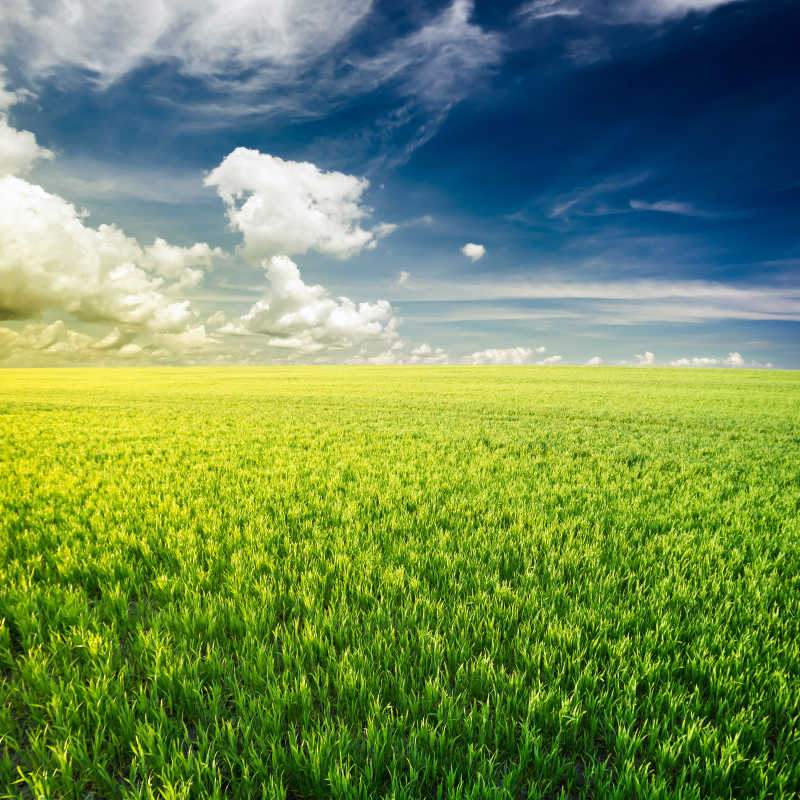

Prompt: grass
[{"left": 1, "top": 366, "right": 799, "bottom": 799}]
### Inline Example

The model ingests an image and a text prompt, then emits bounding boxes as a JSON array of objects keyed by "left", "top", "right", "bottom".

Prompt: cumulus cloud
[
  {"left": 0, "top": 103, "right": 222, "bottom": 339},
  {"left": 373, "top": 222, "right": 398, "bottom": 239},
  {"left": 669, "top": 352, "right": 772, "bottom": 368},
  {"left": 220, "top": 255, "right": 399, "bottom": 353},
  {"left": 348, "top": 340, "right": 448, "bottom": 365},
  {"left": 0, "top": 175, "right": 221, "bottom": 332},
  {"left": 205, "top": 148, "right": 384, "bottom": 262},
  {"left": 670, "top": 356, "right": 719, "bottom": 366},
  {"left": 206, "top": 310, "right": 227, "bottom": 327},
  {"left": 587, "top": 356, "right": 603, "bottom": 365},
  {"left": 396, "top": 270, "right": 411, "bottom": 286},
  {"left": 0, "top": 69, "right": 53, "bottom": 176},
  {"left": 0, "top": 116, "right": 53, "bottom": 177},
  {"left": 723, "top": 351, "right": 745, "bottom": 367},
  {"left": 466, "top": 346, "right": 533, "bottom": 365},
  {"left": 538, "top": 354, "right": 563, "bottom": 365},
  {"left": 635, "top": 351, "right": 655, "bottom": 365},
  {"left": 0, "top": 318, "right": 227, "bottom": 366},
  {"left": 0, "top": 320, "right": 145, "bottom": 365},
  {"left": 0, "top": 0, "right": 372, "bottom": 88},
  {"left": 461, "top": 242, "right": 486, "bottom": 262}
]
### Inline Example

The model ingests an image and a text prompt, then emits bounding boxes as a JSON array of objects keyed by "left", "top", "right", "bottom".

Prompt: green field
[{"left": 1, "top": 367, "right": 799, "bottom": 799}]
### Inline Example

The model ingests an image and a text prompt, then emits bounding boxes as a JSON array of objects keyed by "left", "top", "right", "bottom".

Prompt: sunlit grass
[{"left": 1, "top": 366, "right": 799, "bottom": 799}]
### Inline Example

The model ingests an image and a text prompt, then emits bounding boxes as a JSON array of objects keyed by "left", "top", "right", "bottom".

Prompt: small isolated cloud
[
  {"left": 535, "top": 345, "right": 547, "bottom": 354},
  {"left": 220, "top": 255, "right": 399, "bottom": 354},
  {"left": 461, "top": 242, "right": 486, "bottom": 262},
  {"left": 635, "top": 351, "right": 655, "bottom": 365},
  {"left": 724, "top": 351, "right": 745, "bottom": 367},
  {"left": 587, "top": 356, "right": 603, "bottom": 365},
  {"left": 466, "top": 346, "right": 532, "bottom": 365},
  {"left": 205, "top": 148, "right": 386, "bottom": 262},
  {"left": 396, "top": 270, "right": 411, "bottom": 286}
]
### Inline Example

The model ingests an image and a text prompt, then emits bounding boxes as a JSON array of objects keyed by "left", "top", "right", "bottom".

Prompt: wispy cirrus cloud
[
  {"left": 0, "top": 0, "right": 373, "bottom": 89},
  {"left": 629, "top": 199, "right": 720, "bottom": 217},
  {"left": 392, "top": 276, "right": 800, "bottom": 324},
  {"left": 2, "top": 0, "right": 501, "bottom": 166},
  {"left": 517, "top": 0, "right": 741, "bottom": 25}
]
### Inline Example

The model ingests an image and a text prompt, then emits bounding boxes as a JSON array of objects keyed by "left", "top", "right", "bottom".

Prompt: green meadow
[{"left": 1, "top": 367, "right": 798, "bottom": 800}]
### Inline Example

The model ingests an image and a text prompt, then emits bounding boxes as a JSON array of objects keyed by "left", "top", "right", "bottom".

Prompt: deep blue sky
[{"left": 1, "top": 0, "right": 799, "bottom": 366}]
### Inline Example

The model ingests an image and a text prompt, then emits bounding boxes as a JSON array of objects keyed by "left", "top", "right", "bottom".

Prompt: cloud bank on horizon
[{"left": 0, "top": 0, "right": 797, "bottom": 367}]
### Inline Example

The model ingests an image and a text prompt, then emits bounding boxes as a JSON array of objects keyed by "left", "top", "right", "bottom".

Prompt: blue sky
[{"left": 1, "top": 0, "right": 798, "bottom": 366}]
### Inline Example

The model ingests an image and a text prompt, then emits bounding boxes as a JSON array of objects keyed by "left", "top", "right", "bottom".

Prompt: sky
[{"left": 1, "top": 0, "right": 798, "bottom": 367}]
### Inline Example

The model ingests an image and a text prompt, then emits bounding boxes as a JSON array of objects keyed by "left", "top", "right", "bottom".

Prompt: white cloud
[
  {"left": 348, "top": 339, "right": 448, "bottom": 365},
  {"left": 545, "top": 173, "right": 649, "bottom": 220},
  {"left": 623, "top": 0, "right": 740, "bottom": 23},
  {"left": 206, "top": 310, "right": 227, "bottom": 327},
  {"left": 669, "top": 352, "right": 772, "bottom": 368},
  {"left": 205, "top": 148, "right": 383, "bottom": 262},
  {"left": 629, "top": 199, "right": 716, "bottom": 217},
  {"left": 0, "top": 106, "right": 221, "bottom": 337},
  {"left": 518, "top": 1, "right": 582, "bottom": 20},
  {"left": 0, "top": 116, "right": 53, "bottom": 177},
  {"left": 397, "top": 277, "right": 800, "bottom": 323},
  {"left": 357, "top": 1, "right": 501, "bottom": 109},
  {"left": 221, "top": 255, "right": 399, "bottom": 354},
  {"left": 635, "top": 351, "right": 655, "bottom": 365},
  {"left": 521, "top": 0, "right": 740, "bottom": 25},
  {"left": 396, "top": 270, "right": 411, "bottom": 286},
  {"left": 587, "top": 356, "right": 603, "bottom": 365},
  {"left": 670, "top": 356, "right": 719, "bottom": 366},
  {"left": 373, "top": 222, "right": 397, "bottom": 239},
  {"left": 2, "top": 2, "right": 499, "bottom": 166},
  {"left": 466, "top": 346, "right": 533, "bottom": 365},
  {"left": 0, "top": 320, "right": 165, "bottom": 365},
  {"left": 0, "top": 69, "right": 53, "bottom": 177},
  {"left": 461, "top": 242, "right": 486, "bottom": 262},
  {"left": 535, "top": 345, "right": 547, "bottom": 354},
  {"left": 353, "top": 0, "right": 502, "bottom": 166},
  {"left": 538, "top": 354, "right": 563, "bottom": 365},
  {"left": 142, "top": 238, "right": 221, "bottom": 281},
  {"left": 0, "top": 174, "right": 220, "bottom": 332},
  {"left": 0, "top": 0, "right": 372, "bottom": 88}
]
